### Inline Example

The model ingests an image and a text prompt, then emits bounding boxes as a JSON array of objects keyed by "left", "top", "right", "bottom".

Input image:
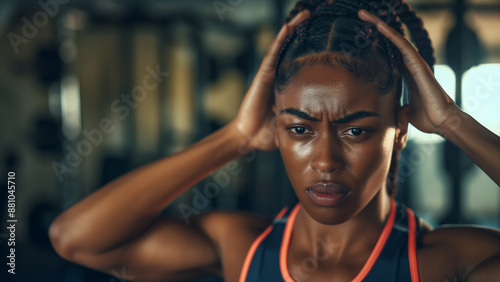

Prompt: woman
[{"left": 49, "top": 0, "right": 500, "bottom": 281}]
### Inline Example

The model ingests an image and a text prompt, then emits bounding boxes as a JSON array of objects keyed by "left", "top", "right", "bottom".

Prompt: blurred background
[{"left": 0, "top": 0, "right": 499, "bottom": 281}]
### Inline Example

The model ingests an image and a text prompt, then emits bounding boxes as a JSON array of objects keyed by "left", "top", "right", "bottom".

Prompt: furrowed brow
[
  {"left": 279, "top": 108, "right": 320, "bottom": 121},
  {"left": 279, "top": 108, "right": 380, "bottom": 123},
  {"left": 334, "top": 111, "right": 381, "bottom": 123}
]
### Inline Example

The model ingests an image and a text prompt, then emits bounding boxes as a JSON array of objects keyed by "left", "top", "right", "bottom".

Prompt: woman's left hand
[{"left": 358, "top": 9, "right": 461, "bottom": 134}]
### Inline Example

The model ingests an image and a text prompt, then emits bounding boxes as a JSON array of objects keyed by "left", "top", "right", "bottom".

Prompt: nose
[{"left": 310, "top": 132, "right": 344, "bottom": 174}]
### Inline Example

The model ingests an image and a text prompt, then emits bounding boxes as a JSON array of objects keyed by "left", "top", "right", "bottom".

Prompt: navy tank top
[{"left": 239, "top": 199, "right": 421, "bottom": 281}]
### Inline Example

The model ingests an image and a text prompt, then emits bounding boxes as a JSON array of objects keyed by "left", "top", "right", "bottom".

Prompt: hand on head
[
  {"left": 230, "top": 10, "right": 311, "bottom": 152},
  {"left": 358, "top": 9, "right": 460, "bottom": 134}
]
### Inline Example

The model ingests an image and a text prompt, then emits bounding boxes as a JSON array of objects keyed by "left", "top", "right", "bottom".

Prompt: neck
[{"left": 293, "top": 187, "right": 392, "bottom": 263}]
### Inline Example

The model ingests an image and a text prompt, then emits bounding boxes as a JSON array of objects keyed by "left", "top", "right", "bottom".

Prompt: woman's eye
[
  {"left": 289, "top": 126, "right": 309, "bottom": 134},
  {"left": 348, "top": 128, "right": 365, "bottom": 136}
]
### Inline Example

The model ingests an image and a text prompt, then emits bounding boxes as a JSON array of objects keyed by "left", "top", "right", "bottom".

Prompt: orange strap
[
  {"left": 243, "top": 200, "right": 420, "bottom": 282},
  {"left": 239, "top": 207, "right": 289, "bottom": 282},
  {"left": 351, "top": 199, "right": 397, "bottom": 281},
  {"left": 279, "top": 200, "right": 397, "bottom": 282},
  {"left": 279, "top": 204, "right": 301, "bottom": 282},
  {"left": 407, "top": 208, "right": 420, "bottom": 282}
]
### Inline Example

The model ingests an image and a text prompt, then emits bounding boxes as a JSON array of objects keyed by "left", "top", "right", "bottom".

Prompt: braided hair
[{"left": 275, "top": 0, "right": 435, "bottom": 196}]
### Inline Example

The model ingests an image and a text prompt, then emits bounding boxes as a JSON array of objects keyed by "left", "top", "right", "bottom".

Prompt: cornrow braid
[
  {"left": 395, "top": 1, "right": 435, "bottom": 71},
  {"left": 275, "top": 27, "right": 299, "bottom": 70},
  {"left": 276, "top": 0, "right": 409, "bottom": 83},
  {"left": 379, "top": 0, "right": 404, "bottom": 95},
  {"left": 297, "top": 18, "right": 312, "bottom": 43},
  {"left": 276, "top": 0, "right": 322, "bottom": 69},
  {"left": 277, "top": 0, "right": 330, "bottom": 69}
]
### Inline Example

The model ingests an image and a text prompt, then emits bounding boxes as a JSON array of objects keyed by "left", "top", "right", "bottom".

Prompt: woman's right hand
[{"left": 229, "top": 10, "right": 311, "bottom": 152}]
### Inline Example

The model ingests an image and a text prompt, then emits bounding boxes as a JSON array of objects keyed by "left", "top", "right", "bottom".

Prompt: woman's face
[{"left": 273, "top": 63, "right": 408, "bottom": 225}]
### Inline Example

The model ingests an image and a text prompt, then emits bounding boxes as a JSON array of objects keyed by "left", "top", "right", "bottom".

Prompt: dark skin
[
  {"left": 273, "top": 63, "right": 403, "bottom": 281},
  {"left": 48, "top": 9, "right": 500, "bottom": 282}
]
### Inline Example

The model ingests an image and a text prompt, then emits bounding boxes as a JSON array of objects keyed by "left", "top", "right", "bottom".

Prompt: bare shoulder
[
  {"left": 417, "top": 223, "right": 500, "bottom": 281},
  {"left": 192, "top": 210, "right": 273, "bottom": 280}
]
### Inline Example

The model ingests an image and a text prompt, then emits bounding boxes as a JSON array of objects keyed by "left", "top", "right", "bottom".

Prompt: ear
[
  {"left": 272, "top": 105, "right": 280, "bottom": 148},
  {"left": 394, "top": 105, "right": 410, "bottom": 152}
]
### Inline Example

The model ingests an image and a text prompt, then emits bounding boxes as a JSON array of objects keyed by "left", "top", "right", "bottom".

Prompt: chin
[{"left": 300, "top": 197, "right": 360, "bottom": 225}]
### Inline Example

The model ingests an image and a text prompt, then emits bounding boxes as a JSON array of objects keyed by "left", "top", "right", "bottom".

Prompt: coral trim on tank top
[
  {"left": 407, "top": 208, "right": 420, "bottom": 282},
  {"left": 238, "top": 207, "right": 289, "bottom": 282},
  {"left": 279, "top": 200, "right": 397, "bottom": 282}
]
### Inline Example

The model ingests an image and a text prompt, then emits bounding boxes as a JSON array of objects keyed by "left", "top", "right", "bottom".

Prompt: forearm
[
  {"left": 439, "top": 109, "right": 500, "bottom": 186},
  {"left": 49, "top": 123, "right": 245, "bottom": 255}
]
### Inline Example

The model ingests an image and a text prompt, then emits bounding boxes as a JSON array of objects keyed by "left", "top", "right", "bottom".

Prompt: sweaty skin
[
  {"left": 272, "top": 63, "right": 402, "bottom": 281},
  {"left": 48, "top": 9, "right": 500, "bottom": 282}
]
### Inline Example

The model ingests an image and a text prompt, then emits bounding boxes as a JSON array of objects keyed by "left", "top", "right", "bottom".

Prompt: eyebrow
[{"left": 279, "top": 108, "right": 381, "bottom": 123}]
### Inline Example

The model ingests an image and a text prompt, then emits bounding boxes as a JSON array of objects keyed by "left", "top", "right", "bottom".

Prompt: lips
[{"left": 306, "top": 183, "right": 351, "bottom": 206}]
